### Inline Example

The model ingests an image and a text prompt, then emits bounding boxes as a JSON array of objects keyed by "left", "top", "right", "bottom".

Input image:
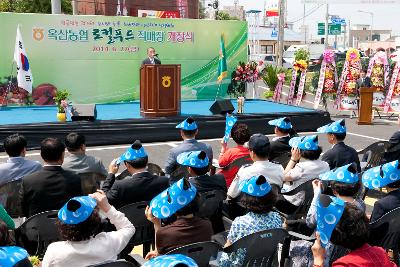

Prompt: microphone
[{"left": 155, "top": 53, "right": 159, "bottom": 58}]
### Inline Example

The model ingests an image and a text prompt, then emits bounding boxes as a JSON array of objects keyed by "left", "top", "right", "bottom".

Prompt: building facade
[{"left": 77, "top": 0, "right": 199, "bottom": 19}]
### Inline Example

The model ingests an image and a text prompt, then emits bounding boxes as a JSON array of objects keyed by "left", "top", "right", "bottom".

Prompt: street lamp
[{"left": 358, "top": 10, "right": 374, "bottom": 46}]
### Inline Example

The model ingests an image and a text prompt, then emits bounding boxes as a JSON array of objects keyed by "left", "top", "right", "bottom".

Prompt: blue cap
[
  {"left": 117, "top": 140, "right": 147, "bottom": 165},
  {"left": 362, "top": 160, "right": 400, "bottom": 189},
  {"left": 317, "top": 119, "right": 346, "bottom": 134},
  {"left": 223, "top": 115, "right": 238, "bottom": 143},
  {"left": 316, "top": 194, "right": 346, "bottom": 248},
  {"left": 177, "top": 150, "right": 209, "bottom": 168},
  {"left": 150, "top": 178, "right": 197, "bottom": 219},
  {"left": 239, "top": 175, "right": 272, "bottom": 197},
  {"left": 142, "top": 254, "right": 198, "bottom": 267},
  {"left": 58, "top": 196, "right": 97, "bottom": 225},
  {"left": 319, "top": 163, "right": 359, "bottom": 184},
  {"left": 0, "top": 246, "right": 30, "bottom": 267},
  {"left": 289, "top": 135, "right": 319, "bottom": 151},
  {"left": 268, "top": 117, "right": 292, "bottom": 130},
  {"left": 176, "top": 117, "right": 198, "bottom": 131}
]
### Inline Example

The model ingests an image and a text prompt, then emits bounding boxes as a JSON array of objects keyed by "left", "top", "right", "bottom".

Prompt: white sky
[{"left": 218, "top": 0, "right": 400, "bottom": 36}]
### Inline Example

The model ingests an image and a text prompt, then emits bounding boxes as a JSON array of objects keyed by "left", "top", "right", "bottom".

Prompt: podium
[
  {"left": 140, "top": 64, "right": 181, "bottom": 117},
  {"left": 358, "top": 87, "right": 377, "bottom": 125}
]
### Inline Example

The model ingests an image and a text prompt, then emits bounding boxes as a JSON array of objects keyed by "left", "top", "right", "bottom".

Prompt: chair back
[
  {"left": 369, "top": 207, "right": 400, "bottom": 250},
  {"left": 86, "top": 260, "right": 136, "bottom": 267},
  {"left": 223, "top": 155, "right": 253, "bottom": 172},
  {"left": 271, "top": 152, "right": 291, "bottom": 168},
  {"left": 359, "top": 141, "right": 390, "bottom": 171},
  {"left": 0, "top": 179, "right": 23, "bottom": 217},
  {"left": 147, "top": 163, "right": 165, "bottom": 176},
  {"left": 166, "top": 241, "right": 221, "bottom": 267},
  {"left": 281, "top": 179, "right": 315, "bottom": 219},
  {"left": 223, "top": 228, "right": 288, "bottom": 267},
  {"left": 118, "top": 202, "right": 154, "bottom": 253},
  {"left": 197, "top": 190, "right": 226, "bottom": 218},
  {"left": 79, "top": 173, "right": 100, "bottom": 194},
  {"left": 15, "top": 210, "right": 61, "bottom": 257}
]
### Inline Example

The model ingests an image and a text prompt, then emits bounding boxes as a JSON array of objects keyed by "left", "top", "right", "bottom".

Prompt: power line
[{"left": 287, "top": 4, "right": 323, "bottom": 24}]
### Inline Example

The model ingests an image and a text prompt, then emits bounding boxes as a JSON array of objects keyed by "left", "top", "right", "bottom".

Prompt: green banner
[{"left": 0, "top": 13, "right": 248, "bottom": 105}]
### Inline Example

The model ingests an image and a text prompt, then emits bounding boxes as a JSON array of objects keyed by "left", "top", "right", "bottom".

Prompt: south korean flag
[{"left": 13, "top": 25, "right": 33, "bottom": 93}]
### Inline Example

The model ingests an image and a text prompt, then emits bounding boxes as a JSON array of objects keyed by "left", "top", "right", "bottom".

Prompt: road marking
[
  {"left": 347, "top": 132, "right": 386, "bottom": 141},
  {"left": 168, "top": 143, "right": 178, "bottom": 148}
]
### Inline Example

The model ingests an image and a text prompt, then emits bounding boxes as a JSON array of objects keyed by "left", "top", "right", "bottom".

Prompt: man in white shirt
[{"left": 227, "top": 134, "right": 284, "bottom": 199}]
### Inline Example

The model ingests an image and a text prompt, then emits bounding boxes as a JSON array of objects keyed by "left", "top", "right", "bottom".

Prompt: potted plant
[
  {"left": 53, "top": 89, "right": 70, "bottom": 122},
  {"left": 261, "top": 64, "right": 286, "bottom": 100}
]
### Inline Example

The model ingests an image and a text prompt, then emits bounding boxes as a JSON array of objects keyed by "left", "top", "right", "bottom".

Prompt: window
[
  {"left": 266, "top": 45, "right": 274, "bottom": 54},
  {"left": 261, "top": 45, "right": 267, "bottom": 54}
]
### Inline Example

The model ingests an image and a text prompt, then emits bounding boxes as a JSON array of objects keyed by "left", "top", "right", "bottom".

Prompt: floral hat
[
  {"left": 150, "top": 178, "right": 197, "bottom": 219},
  {"left": 177, "top": 150, "right": 209, "bottom": 168},
  {"left": 362, "top": 160, "right": 400, "bottom": 189},
  {"left": 319, "top": 163, "right": 359, "bottom": 184},
  {"left": 268, "top": 117, "right": 292, "bottom": 130},
  {"left": 289, "top": 135, "right": 319, "bottom": 151},
  {"left": 142, "top": 254, "right": 198, "bottom": 267},
  {"left": 176, "top": 117, "right": 198, "bottom": 131},
  {"left": 58, "top": 196, "right": 97, "bottom": 225},
  {"left": 239, "top": 175, "right": 272, "bottom": 197},
  {"left": 317, "top": 119, "right": 346, "bottom": 134},
  {"left": 116, "top": 140, "right": 147, "bottom": 165},
  {"left": 316, "top": 194, "right": 346, "bottom": 247},
  {"left": 0, "top": 246, "right": 30, "bottom": 267}
]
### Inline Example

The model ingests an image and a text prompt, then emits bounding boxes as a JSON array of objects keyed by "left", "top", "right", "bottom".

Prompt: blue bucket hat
[
  {"left": 150, "top": 178, "right": 197, "bottom": 219},
  {"left": 142, "top": 254, "right": 198, "bottom": 267},
  {"left": 0, "top": 246, "right": 30, "bottom": 267},
  {"left": 239, "top": 175, "right": 272, "bottom": 197},
  {"left": 289, "top": 135, "right": 319, "bottom": 151},
  {"left": 319, "top": 163, "right": 359, "bottom": 184},
  {"left": 316, "top": 194, "right": 346, "bottom": 248},
  {"left": 223, "top": 114, "right": 238, "bottom": 143},
  {"left": 116, "top": 140, "right": 147, "bottom": 165},
  {"left": 176, "top": 117, "right": 198, "bottom": 131},
  {"left": 58, "top": 196, "right": 97, "bottom": 225},
  {"left": 317, "top": 119, "right": 346, "bottom": 134},
  {"left": 177, "top": 150, "right": 209, "bottom": 168},
  {"left": 268, "top": 117, "right": 292, "bottom": 130},
  {"left": 362, "top": 160, "right": 400, "bottom": 189}
]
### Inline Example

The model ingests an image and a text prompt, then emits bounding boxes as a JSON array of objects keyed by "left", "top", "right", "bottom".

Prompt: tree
[
  {"left": 0, "top": 0, "right": 72, "bottom": 14},
  {"left": 216, "top": 11, "right": 239, "bottom": 20}
]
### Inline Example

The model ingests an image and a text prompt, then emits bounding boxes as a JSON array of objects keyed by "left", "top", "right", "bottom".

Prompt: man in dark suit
[
  {"left": 101, "top": 140, "right": 169, "bottom": 209},
  {"left": 356, "top": 69, "right": 371, "bottom": 91},
  {"left": 317, "top": 119, "right": 361, "bottom": 172},
  {"left": 20, "top": 138, "right": 83, "bottom": 217},
  {"left": 267, "top": 117, "right": 295, "bottom": 163},
  {"left": 142, "top": 47, "right": 161, "bottom": 65},
  {"left": 370, "top": 182, "right": 400, "bottom": 222}
]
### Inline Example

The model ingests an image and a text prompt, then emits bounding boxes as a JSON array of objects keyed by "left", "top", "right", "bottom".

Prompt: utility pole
[
  {"left": 343, "top": 21, "right": 347, "bottom": 49},
  {"left": 51, "top": 0, "right": 61, "bottom": 14},
  {"left": 277, "top": 0, "right": 285, "bottom": 67},
  {"left": 324, "top": 3, "right": 329, "bottom": 48}
]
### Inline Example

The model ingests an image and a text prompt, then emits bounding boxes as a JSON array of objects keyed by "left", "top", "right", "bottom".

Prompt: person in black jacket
[
  {"left": 20, "top": 138, "right": 83, "bottom": 217},
  {"left": 317, "top": 119, "right": 361, "bottom": 172},
  {"left": 362, "top": 159, "right": 400, "bottom": 222},
  {"left": 383, "top": 130, "right": 400, "bottom": 163},
  {"left": 267, "top": 117, "right": 296, "bottom": 163},
  {"left": 101, "top": 140, "right": 169, "bottom": 209}
]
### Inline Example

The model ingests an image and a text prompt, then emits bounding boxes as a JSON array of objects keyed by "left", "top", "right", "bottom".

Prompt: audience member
[
  {"left": 145, "top": 178, "right": 213, "bottom": 258},
  {"left": 164, "top": 117, "right": 213, "bottom": 175},
  {"left": 312, "top": 195, "right": 395, "bottom": 267},
  {"left": 276, "top": 135, "right": 329, "bottom": 214},
  {"left": 362, "top": 160, "right": 400, "bottom": 222},
  {"left": 318, "top": 119, "right": 361, "bottom": 172},
  {"left": 268, "top": 117, "right": 295, "bottom": 162},
  {"left": 0, "top": 204, "right": 15, "bottom": 230},
  {"left": 42, "top": 192, "right": 135, "bottom": 267},
  {"left": 101, "top": 140, "right": 169, "bottom": 209},
  {"left": 63, "top": 132, "right": 107, "bottom": 177},
  {"left": 0, "top": 134, "right": 41, "bottom": 186},
  {"left": 383, "top": 130, "right": 400, "bottom": 163},
  {"left": 218, "top": 123, "right": 251, "bottom": 187},
  {"left": 0, "top": 246, "right": 32, "bottom": 267},
  {"left": 227, "top": 134, "right": 283, "bottom": 200},
  {"left": 0, "top": 222, "right": 12, "bottom": 246},
  {"left": 20, "top": 137, "right": 83, "bottom": 217},
  {"left": 219, "top": 175, "right": 282, "bottom": 266},
  {"left": 179, "top": 150, "right": 227, "bottom": 194}
]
